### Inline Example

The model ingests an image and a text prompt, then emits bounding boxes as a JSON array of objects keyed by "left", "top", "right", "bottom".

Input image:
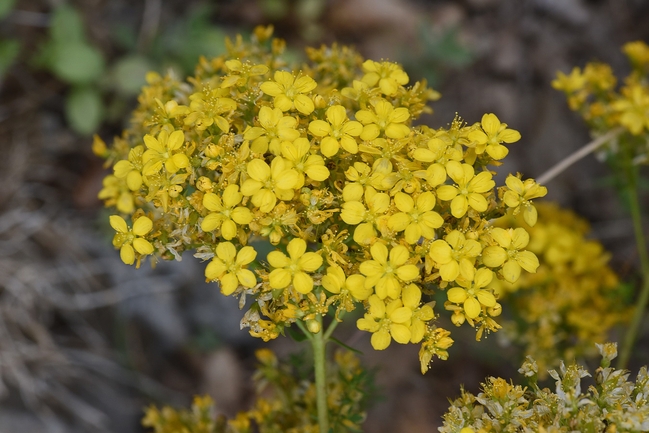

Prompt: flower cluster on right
[
  {"left": 440, "top": 343, "right": 649, "bottom": 432},
  {"left": 490, "top": 202, "right": 629, "bottom": 376}
]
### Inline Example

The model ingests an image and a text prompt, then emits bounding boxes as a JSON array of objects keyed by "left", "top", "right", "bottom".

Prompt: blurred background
[{"left": 1, "top": 0, "right": 649, "bottom": 431}]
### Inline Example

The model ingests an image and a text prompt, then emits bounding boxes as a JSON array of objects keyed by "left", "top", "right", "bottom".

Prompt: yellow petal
[
  {"left": 511, "top": 228, "right": 530, "bottom": 250},
  {"left": 396, "top": 264, "right": 419, "bottom": 282},
  {"left": 216, "top": 242, "right": 237, "bottom": 262},
  {"left": 133, "top": 238, "right": 154, "bottom": 255},
  {"left": 201, "top": 213, "right": 222, "bottom": 232},
  {"left": 450, "top": 195, "right": 469, "bottom": 218},
  {"left": 267, "top": 251, "right": 290, "bottom": 268},
  {"left": 370, "top": 242, "right": 389, "bottom": 264},
  {"left": 436, "top": 185, "right": 458, "bottom": 201},
  {"left": 269, "top": 268, "right": 292, "bottom": 289},
  {"left": 447, "top": 287, "right": 467, "bottom": 304},
  {"left": 476, "top": 290, "right": 496, "bottom": 308},
  {"left": 287, "top": 238, "right": 307, "bottom": 259},
  {"left": 439, "top": 261, "right": 459, "bottom": 282},
  {"left": 133, "top": 216, "right": 153, "bottom": 236},
  {"left": 516, "top": 251, "right": 539, "bottom": 273},
  {"left": 502, "top": 260, "right": 522, "bottom": 283},
  {"left": 389, "top": 245, "right": 410, "bottom": 266},
  {"left": 429, "top": 240, "right": 452, "bottom": 264},
  {"left": 293, "top": 271, "right": 314, "bottom": 294},
  {"left": 482, "top": 246, "right": 507, "bottom": 268},
  {"left": 247, "top": 159, "right": 271, "bottom": 182},
  {"left": 481, "top": 113, "right": 501, "bottom": 136},
  {"left": 219, "top": 273, "right": 239, "bottom": 295},
  {"left": 389, "top": 306, "right": 412, "bottom": 323},
  {"left": 299, "top": 252, "right": 323, "bottom": 272},
  {"left": 109, "top": 215, "right": 128, "bottom": 234},
  {"left": 464, "top": 297, "right": 481, "bottom": 319},
  {"left": 388, "top": 213, "right": 411, "bottom": 232},
  {"left": 236, "top": 246, "right": 257, "bottom": 266},
  {"left": 389, "top": 324, "right": 411, "bottom": 344},
  {"left": 220, "top": 219, "right": 237, "bottom": 240},
  {"left": 120, "top": 244, "right": 135, "bottom": 265},
  {"left": 294, "top": 95, "right": 314, "bottom": 115},
  {"left": 205, "top": 258, "right": 226, "bottom": 280},
  {"left": 236, "top": 269, "right": 257, "bottom": 289},
  {"left": 309, "top": 119, "right": 331, "bottom": 137},
  {"left": 167, "top": 130, "right": 185, "bottom": 151},
  {"left": 371, "top": 329, "right": 391, "bottom": 350}
]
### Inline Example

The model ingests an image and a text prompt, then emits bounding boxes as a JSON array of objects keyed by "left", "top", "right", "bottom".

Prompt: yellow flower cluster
[
  {"left": 96, "top": 26, "right": 545, "bottom": 372},
  {"left": 552, "top": 40, "right": 649, "bottom": 158},
  {"left": 490, "top": 202, "right": 629, "bottom": 376}
]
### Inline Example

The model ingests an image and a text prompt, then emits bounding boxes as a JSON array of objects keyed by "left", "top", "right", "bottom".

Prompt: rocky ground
[{"left": 1, "top": 0, "right": 649, "bottom": 431}]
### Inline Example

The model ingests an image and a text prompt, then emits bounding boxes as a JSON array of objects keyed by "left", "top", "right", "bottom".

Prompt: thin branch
[{"left": 536, "top": 128, "right": 624, "bottom": 185}]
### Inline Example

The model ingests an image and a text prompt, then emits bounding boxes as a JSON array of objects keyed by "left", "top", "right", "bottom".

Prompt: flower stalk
[{"left": 312, "top": 315, "right": 329, "bottom": 433}]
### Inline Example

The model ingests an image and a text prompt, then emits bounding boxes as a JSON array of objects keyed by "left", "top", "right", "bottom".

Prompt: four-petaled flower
[
  {"left": 308, "top": 105, "right": 363, "bottom": 157},
  {"left": 205, "top": 242, "right": 257, "bottom": 295},
  {"left": 356, "top": 295, "right": 413, "bottom": 350},
  {"left": 503, "top": 175, "right": 548, "bottom": 226},
  {"left": 446, "top": 267, "right": 497, "bottom": 319},
  {"left": 280, "top": 137, "right": 330, "bottom": 187},
  {"left": 267, "top": 238, "right": 323, "bottom": 294},
  {"left": 467, "top": 113, "right": 521, "bottom": 160},
  {"left": 321, "top": 265, "right": 371, "bottom": 300},
  {"left": 341, "top": 186, "right": 390, "bottom": 245},
  {"left": 110, "top": 215, "right": 154, "bottom": 266},
  {"left": 360, "top": 60, "right": 409, "bottom": 96},
  {"left": 437, "top": 161, "right": 495, "bottom": 218},
  {"left": 482, "top": 227, "right": 539, "bottom": 283},
  {"left": 388, "top": 191, "right": 444, "bottom": 244},
  {"left": 260, "top": 71, "right": 317, "bottom": 115},
  {"left": 142, "top": 129, "right": 190, "bottom": 176},
  {"left": 241, "top": 157, "right": 300, "bottom": 213},
  {"left": 201, "top": 185, "right": 253, "bottom": 240},
  {"left": 429, "top": 230, "right": 482, "bottom": 282},
  {"left": 243, "top": 106, "right": 300, "bottom": 155},
  {"left": 356, "top": 99, "right": 410, "bottom": 141},
  {"left": 359, "top": 243, "right": 420, "bottom": 300}
]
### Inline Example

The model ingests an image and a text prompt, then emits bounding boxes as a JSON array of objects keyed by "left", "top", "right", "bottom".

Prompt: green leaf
[
  {"left": 50, "top": 4, "right": 85, "bottom": 43},
  {"left": 51, "top": 41, "right": 105, "bottom": 84},
  {"left": 287, "top": 325, "right": 309, "bottom": 342},
  {"left": 0, "top": 0, "right": 15, "bottom": 20},
  {"left": 330, "top": 337, "right": 363, "bottom": 354},
  {"left": 112, "top": 55, "right": 153, "bottom": 95},
  {"left": 65, "top": 86, "right": 104, "bottom": 135},
  {"left": 0, "top": 38, "right": 19, "bottom": 76}
]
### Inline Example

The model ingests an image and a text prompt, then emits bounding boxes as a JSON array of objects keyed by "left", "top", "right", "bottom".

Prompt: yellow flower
[
  {"left": 243, "top": 106, "right": 300, "bottom": 154},
  {"left": 503, "top": 175, "right": 547, "bottom": 226},
  {"left": 482, "top": 227, "right": 539, "bottom": 283},
  {"left": 201, "top": 185, "right": 253, "bottom": 240},
  {"left": 437, "top": 161, "right": 495, "bottom": 218},
  {"left": 113, "top": 146, "right": 144, "bottom": 191},
  {"left": 98, "top": 175, "right": 135, "bottom": 214},
  {"left": 388, "top": 191, "right": 443, "bottom": 244},
  {"left": 359, "top": 243, "right": 420, "bottom": 300},
  {"left": 342, "top": 161, "right": 392, "bottom": 201},
  {"left": 280, "top": 137, "right": 330, "bottom": 186},
  {"left": 447, "top": 267, "right": 496, "bottom": 319},
  {"left": 221, "top": 60, "right": 269, "bottom": 88},
  {"left": 340, "top": 186, "right": 391, "bottom": 245},
  {"left": 240, "top": 157, "right": 300, "bottom": 213},
  {"left": 142, "top": 129, "right": 190, "bottom": 176},
  {"left": 184, "top": 88, "right": 237, "bottom": 132},
  {"left": 356, "top": 295, "right": 413, "bottom": 350},
  {"left": 110, "top": 215, "right": 154, "bottom": 265},
  {"left": 467, "top": 113, "right": 521, "bottom": 160},
  {"left": 260, "top": 71, "right": 317, "bottom": 115},
  {"left": 267, "top": 238, "right": 323, "bottom": 294},
  {"left": 624, "top": 40, "right": 649, "bottom": 70},
  {"left": 361, "top": 60, "right": 409, "bottom": 96},
  {"left": 321, "top": 265, "right": 371, "bottom": 300},
  {"left": 429, "top": 230, "right": 482, "bottom": 282},
  {"left": 551, "top": 67, "right": 587, "bottom": 94},
  {"left": 308, "top": 105, "right": 363, "bottom": 157},
  {"left": 611, "top": 84, "right": 649, "bottom": 135},
  {"left": 205, "top": 242, "right": 257, "bottom": 295},
  {"left": 355, "top": 99, "right": 410, "bottom": 141}
]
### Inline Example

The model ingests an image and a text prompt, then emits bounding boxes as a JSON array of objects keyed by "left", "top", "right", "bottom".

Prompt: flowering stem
[
  {"left": 536, "top": 128, "right": 623, "bottom": 185},
  {"left": 312, "top": 314, "right": 330, "bottom": 433},
  {"left": 619, "top": 165, "right": 649, "bottom": 370}
]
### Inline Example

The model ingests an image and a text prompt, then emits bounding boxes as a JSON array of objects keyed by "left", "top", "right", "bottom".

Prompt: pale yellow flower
[
  {"left": 201, "top": 185, "right": 253, "bottom": 240},
  {"left": 110, "top": 215, "right": 154, "bottom": 265},
  {"left": 240, "top": 157, "right": 300, "bottom": 213},
  {"left": 447, "top": 267, "right": 496, "bottom": 319},
  {"left": 437, "top": 161, "right": 495, "bottom": 218},
  {"left": 267, "top": 238, "right": 323, "bottom": 294},
  {"left": 467, "top": 113, "right": 521, "bottom": 160},
  {"left": 243, "top": 106, "right": 300, "bottom": 154},
  {"left": 356, "top": 99, "right": 410, "bottom": 141},
  {"left": 429, "top": 230, "right": 482, "bottom": 282},
  {"left": 308, "top": 105, "right": 362, "bottom": 157},
  {"left": 142, "top": 129, "right": 189, "bottom": 176},
  {"left": 359, "top": 243, "right": 420, "bottom": 300},
  {"left": 260, "top": 71, "right": 317, "bottom": 115},
  {"left": 388, "top": 191, "right": 443, "bottom": 244},
  {"left": 357, "top": 295, "right": 413, "bottom": 350},
  {"left": 482, "top": 227, "right": 539, "bottom": 283},
  {"left": 205, "top": 242, "right": 257, "bottom": 295}
]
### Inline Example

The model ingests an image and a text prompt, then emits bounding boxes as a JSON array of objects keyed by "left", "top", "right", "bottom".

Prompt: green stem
[
  {"left": 619, "top": 165, "right": 649, "bottom": 369},
  {"left": 312, "top": 315, "right": 330, "bottom": 433}
]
